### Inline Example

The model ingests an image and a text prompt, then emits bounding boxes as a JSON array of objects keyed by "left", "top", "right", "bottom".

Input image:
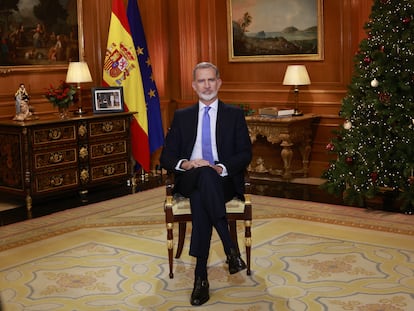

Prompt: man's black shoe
[
  {"left": 190, "top": 277, "right": 209, "bottom": 306},
  {"left": 227, "top": 248, "right": 247, "bottom": 274}
]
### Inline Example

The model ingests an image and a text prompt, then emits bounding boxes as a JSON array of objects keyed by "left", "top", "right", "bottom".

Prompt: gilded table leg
[
  {"left": 79, "top": 189, "right": 89, "bottom": 203},
  {"left": 299, "top": 138, "right": 312, "bottom": 177},
  {"left": 25, "top": 193, "right": 32, "bottom": 210},
  {"left": 280, "top": 133, "right": 293, "bottom": 180},
  {"left": 131, "top": 174, "right": 137, "bottom": 194}
]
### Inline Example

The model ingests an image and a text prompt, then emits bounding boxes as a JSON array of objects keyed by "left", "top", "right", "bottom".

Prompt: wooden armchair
[{"left": 164, "top": 172, "right": 252, "bottom": 279}]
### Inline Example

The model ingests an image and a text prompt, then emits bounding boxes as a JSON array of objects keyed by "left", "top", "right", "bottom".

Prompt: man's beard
[{"left": 198, "top": 90, "right": 218, "bottom": 102}]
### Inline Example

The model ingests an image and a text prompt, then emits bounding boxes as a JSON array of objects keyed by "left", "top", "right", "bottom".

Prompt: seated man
[{"left": 160, "top": 62, "right": 252, "bottom": 306}]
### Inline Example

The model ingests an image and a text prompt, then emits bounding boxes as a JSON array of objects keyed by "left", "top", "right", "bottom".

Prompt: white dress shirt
[{"left": 190, "top": 100, "right": 218, "bottom": 162}]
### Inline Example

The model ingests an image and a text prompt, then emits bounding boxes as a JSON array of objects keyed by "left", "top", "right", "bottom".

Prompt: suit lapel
[
  {"left": 187, "top": 104, "right": 200, "bottom": 156},
  {"left": 215, "top": 101, "right": 225, "bottom": 156}
]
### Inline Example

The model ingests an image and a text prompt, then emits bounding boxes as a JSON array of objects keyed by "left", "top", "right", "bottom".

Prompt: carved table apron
[{"left": 246, "top": 114, "right": 318, "bottom": 180}]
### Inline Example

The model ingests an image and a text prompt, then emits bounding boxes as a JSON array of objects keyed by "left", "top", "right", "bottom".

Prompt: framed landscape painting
[
  {"left": 227, "top": 0, "right": 324, "bottom": 62},
  {"left": 0, "top": 0, "right": 82, "bottom": 68}
]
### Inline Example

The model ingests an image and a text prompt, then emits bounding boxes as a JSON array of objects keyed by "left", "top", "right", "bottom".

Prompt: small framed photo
[{"left": 92, "top": 87, "right": 124, "bottom": 114}]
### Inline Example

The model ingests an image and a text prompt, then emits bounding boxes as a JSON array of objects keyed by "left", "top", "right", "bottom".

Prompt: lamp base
[
  {"left": 73, "top": 107, "right": 86, "bottom": 115},
  {"left": 292, "top": 109, "right": 303, "bottom": 117}
]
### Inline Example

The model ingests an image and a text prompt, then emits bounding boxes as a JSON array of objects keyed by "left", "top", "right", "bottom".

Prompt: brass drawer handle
[
  {"left": 104, "top": 165, "right": 115, "bottom": 176},
  {"left": 103, "top": 144, "right": 114, "bottom": 154},
  {"left": 50, "top": 175, "right": 64, "bottom": 187},
  {"left": 49, "top": 152, "right": 63, "bottom": 163},
  {"left": 102, "top": 122, "right": 113, "bottom": 132},
  {"left": 48, "top": 129, "right": 62, "bottom": 140}
]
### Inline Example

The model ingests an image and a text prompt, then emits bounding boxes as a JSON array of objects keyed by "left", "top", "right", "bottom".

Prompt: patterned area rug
[{"left": 0, "top": 187, "right": 413, "bottom": 310}]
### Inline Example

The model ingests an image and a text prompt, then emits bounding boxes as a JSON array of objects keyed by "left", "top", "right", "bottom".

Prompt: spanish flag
[{"left": 103, "top": 0, "right": 150, "bottom": 171}]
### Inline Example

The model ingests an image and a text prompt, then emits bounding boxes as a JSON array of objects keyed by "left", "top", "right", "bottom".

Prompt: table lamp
[
  {"left": 66, "top": 61, "right": 93, "bottom": 115},
  {"left": 282, "top": 65, "right": 311, "bottom": 116}
]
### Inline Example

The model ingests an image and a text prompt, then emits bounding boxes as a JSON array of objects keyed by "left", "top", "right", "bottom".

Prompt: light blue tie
[{"left": 202, "top": 106, "right": 214, "bottom": 164}]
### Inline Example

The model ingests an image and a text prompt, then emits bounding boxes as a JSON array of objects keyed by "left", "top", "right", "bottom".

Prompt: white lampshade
[
  {"left": 66, "top": 61, "right": 92, "bottom": 83},
  {"left": 282, "top": 65, "right": 311, "bottom": 86}
]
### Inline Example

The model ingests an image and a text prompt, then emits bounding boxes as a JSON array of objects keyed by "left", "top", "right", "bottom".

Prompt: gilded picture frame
[
  {"left": 227, "top": 0, "right": 324, "bottom": 62},
  {"left": 0, "top": 0, "right": 83, "bottom": 70}
]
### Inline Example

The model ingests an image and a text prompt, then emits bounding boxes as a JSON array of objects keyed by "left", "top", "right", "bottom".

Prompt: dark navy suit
[{"left": 160, "top": 101, "right": 252, "bottom": 258}]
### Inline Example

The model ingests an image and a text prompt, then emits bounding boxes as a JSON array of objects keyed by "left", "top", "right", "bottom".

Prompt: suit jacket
[{"left": 160, "top": 100, "right": 252, "bottom": 198}]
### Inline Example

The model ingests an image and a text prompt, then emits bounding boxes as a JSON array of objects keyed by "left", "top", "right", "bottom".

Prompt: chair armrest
[
  {"left": 165, "top": 171, "right": 174, "bottom": 196},
  {"left": 244, "top": 172, "right": 251, "bottom": 195}
]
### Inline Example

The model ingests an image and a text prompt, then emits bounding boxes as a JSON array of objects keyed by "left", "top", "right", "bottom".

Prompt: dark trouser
[{"left": 174, "top": 166, "right": 235, "bottom": 258}]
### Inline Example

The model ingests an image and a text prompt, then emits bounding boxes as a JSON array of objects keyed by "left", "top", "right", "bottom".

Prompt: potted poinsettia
[{"left": 45, "top": 81, "right": 77, "bottom": 118}]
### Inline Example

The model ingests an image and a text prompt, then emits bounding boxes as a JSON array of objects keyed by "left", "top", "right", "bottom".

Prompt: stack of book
[{"left": 258, "top": 107, "right": 295, "bottom": 118}]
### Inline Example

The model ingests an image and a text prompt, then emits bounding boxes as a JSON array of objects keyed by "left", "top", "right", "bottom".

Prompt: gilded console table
[
  {"left": 245, "top": 114, "right": 318, "bottom": 180},
  {"left": 0, "top": 112, "right": 134, "bottom": 210}
]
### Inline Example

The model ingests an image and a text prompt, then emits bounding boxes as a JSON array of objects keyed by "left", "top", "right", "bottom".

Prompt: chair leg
[
  {"left": 229, "top": 220, "right": 240, "bottom": 253},
  {"left": 245, "top": 219, "right": 252, "bottom": 276},
  {"left": 176, "top": 222, "right": 187, "bottom": 258},
  {"left": 167, "top": 222, "right": 174, "bottom": 279}
]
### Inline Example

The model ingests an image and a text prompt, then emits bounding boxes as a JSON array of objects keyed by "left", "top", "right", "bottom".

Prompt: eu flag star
[
  {"left": 136, "top": 46, "right": 144, "bottom": 55},
  {"left": 148, "top": 89, "right": 156, "bottom": 98}
]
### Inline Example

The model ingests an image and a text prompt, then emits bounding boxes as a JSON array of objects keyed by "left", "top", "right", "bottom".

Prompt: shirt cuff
[
  {"left": 175, "top": 159, "right": 187, "bottom": 171},
  {"left": 217, "top": 163, "right": 228, "bottom": 177}
]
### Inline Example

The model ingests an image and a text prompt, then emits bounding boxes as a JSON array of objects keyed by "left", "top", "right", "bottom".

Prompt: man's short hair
[{"left": 193, "top": 62, "right": 220, "bottom": 80}]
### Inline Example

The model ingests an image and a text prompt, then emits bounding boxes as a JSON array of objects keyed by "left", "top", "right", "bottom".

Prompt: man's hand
[
  {"left": 181, "top": 159, "right": 223, "bottom": 175},
  {"left": 181, "top": 159, "right": 210, "bottom": 170},
  {"left": 211, "top": 165, "right": 223, "bottom": 175}
]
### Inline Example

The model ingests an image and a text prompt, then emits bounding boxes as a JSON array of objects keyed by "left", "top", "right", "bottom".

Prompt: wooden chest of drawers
[{"left": 0, "top": 112, "right": 134, "bottom": 209}]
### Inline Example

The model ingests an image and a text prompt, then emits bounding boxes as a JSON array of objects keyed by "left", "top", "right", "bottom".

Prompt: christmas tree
[{"left": 322, "top": 0, "right": 414, "bottom": 213}]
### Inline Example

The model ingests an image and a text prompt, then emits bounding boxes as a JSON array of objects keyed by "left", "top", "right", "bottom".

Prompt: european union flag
[{"left": 127, "top": 0, "right": 164, "bottom": 154}]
